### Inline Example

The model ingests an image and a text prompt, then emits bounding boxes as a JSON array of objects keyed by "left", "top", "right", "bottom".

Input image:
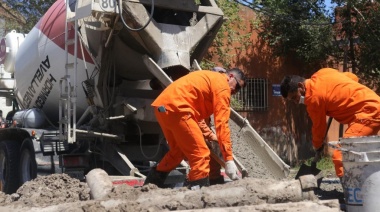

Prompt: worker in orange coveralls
[
  {"left": 280, "top": 68, "right": 380, "bottom": 179},
  {"left": 144, "top": 68, "right": 246, "bottom": 189},
  {"left": 198, "top": 66, "right": 228, "bottom": 185}
]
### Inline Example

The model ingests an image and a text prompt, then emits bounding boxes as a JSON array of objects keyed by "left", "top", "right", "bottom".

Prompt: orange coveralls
[
  {"left": 198, "top": 118, "right": 223, "bottom": 180},
  {"left": 152, "top": 70, "right": 233, "bottom": 181},
  {"left": 305, "top": 68, "right": 380, "bottom": 177}
]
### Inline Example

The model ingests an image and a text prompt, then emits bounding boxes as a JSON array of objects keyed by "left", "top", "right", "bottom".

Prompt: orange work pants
[
  {"left": 332, "top": 119, "right": 380, "bottom": 177},
  {"left": 154, "top": 109, "right": 210, "bottom": 181}
]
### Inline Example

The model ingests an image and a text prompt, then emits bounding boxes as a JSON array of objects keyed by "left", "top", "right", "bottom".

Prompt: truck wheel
[
  {"left": 19, "top": 138, "right": 37, "bottom": 185},
  {"left": 0, "top": 140, "right": 20, "bottom": 194}
]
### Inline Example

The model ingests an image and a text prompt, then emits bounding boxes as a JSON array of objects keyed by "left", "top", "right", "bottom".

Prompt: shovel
[
  {"left": 294, "top": 159, "right": 321, "bottom": 179},
  {"left": 294, "top": 117, "right": 333, "bottom": 179},
  {"left": 206, "top": 140, "right": 248, "bottom": 179}
]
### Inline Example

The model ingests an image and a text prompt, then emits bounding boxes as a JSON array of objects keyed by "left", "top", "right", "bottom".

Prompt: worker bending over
[
  {"left": 198, "top": 66, "right": 228, "bottom": 185},
  {"left": 280, "top": 68, "right": 380, "bottom": 178},
  {"left": 145, "top": 68, "right": 246, "bottom": 188}
]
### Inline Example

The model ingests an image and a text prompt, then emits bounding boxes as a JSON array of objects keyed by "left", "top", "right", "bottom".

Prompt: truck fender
[{"left": 0, "top": 128, "right": 30, "bottom": 143}]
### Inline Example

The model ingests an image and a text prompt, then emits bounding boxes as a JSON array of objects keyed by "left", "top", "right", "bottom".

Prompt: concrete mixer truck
[{"left": 0, "top": 0, "right": 290, "bottom": 194}]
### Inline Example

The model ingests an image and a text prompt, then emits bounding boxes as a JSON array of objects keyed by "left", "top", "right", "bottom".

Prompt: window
[{"left": 232, "top": 78, "right": 268, "bottom": 111}]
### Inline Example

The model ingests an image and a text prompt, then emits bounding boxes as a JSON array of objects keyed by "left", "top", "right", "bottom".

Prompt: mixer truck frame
[
  {"left": 0, "top": 0, "right": 290, "bottom": 194},
  {"left": 0, "top": 0, "right": 228, "bottom": 194}
]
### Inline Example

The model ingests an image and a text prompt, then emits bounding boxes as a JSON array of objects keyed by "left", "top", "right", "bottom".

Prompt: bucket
[{"left": 338, "top": 136, "right": 380, "bottom": 212}]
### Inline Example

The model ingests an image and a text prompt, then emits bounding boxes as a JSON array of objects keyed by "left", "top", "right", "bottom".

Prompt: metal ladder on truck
[
  {"left": 57, "top": 0, "right": 120, "bottom": 146},
  {"left": 59, "top": 0, "right": 79, "bottom": 145}
]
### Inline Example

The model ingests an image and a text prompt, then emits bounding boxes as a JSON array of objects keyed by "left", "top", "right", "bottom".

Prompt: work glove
[
  {"left": 225, "top": 160, "right": 239, "bottom": 180},
  {"left": 313, "top": 144, "right": 324, "bottom": 163}
]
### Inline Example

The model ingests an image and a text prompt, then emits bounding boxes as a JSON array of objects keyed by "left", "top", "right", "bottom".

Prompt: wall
[{"left": 209, "top": 6, "right": 343, "bottom": 165}]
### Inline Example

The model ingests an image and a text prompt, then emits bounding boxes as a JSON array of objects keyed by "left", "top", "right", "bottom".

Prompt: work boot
[
  {"left": 209, "top": 175, "right": 225, "bottom": 185},
  {"left": 185, "top": 177, "right": 210, "bottom": 190},
  {"left": 143, "top": 167, "right": 169, "bottom": 188}
]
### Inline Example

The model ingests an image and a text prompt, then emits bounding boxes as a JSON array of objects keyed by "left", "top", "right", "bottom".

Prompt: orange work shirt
[
  {"left": 305, "top": 68, "right": 380, "bottom": 149},
  {"left": 152, "top": 70, "right": 233, "bottom": 161},
  {"left": 198, "top": 117, "right": 216, "bottom": 141}
]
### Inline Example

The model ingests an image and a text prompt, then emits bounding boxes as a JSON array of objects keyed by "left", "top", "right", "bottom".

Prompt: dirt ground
[
  {"left": 0, "top": 118, "right": 344, "bottom": 211},
  {"left": 0, "top": 140, "right": 345, "bottom": 212},
  {"left": 0, "top": 171, "right": 344, "bottom": 212}
]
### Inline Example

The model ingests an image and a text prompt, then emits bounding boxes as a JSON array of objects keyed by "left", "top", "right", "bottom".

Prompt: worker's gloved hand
[
  {"left": 225, "top": 160, "right": 239, "bottom": 180},
  {"left": 313, "top": 144, "right": 324, "bottom": 162}
]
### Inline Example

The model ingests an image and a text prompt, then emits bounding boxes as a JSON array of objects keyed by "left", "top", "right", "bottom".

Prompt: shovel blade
[{"left": 294, "top": 163, "right": 321, "bottom": 179}]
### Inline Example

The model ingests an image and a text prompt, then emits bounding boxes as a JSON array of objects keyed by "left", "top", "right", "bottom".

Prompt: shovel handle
[{"left": 310, "top": 161, "right": 317, "bottom": 168}]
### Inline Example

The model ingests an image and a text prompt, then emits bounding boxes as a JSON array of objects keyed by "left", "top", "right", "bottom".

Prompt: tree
[
  {"left": 338, "top": 1, "right": 380, "bottom": 87},
  {"left": 202, "top": 0, "right": 255, "bottom": 70},
  {"left": 251, "top": 0, "right": 336, "bottom": 70},
  {"left": 0, "top": 1, "right": 26, "bottom": 34},
  {"left": 1, "top": 0, "right": 55, "bottom": 33},
  {"left": 355, "top": 4, "right": 380, "bottom": 79}
]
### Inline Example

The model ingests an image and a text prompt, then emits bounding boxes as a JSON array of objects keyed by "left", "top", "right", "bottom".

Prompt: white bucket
[{"left": 339, "top": 136, "right": 380, "bottom": 212}]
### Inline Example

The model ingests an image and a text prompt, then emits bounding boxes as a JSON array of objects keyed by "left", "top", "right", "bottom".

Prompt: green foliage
[
  {"left": 348, "top": 2, "right": 380, "bottom": 84},
  {"left": 230, "top": 96, "right": 244, "bottom": 110},
  {"left": 200, "top": 59, "right": 217, "bottom": 71},
  {"left": 2, "top": 18, "right": 23, "bottom": 34},
  {"left": 2, "top": 0, "right": 55, "bottom": 33},
  {"left": 291, "top": 156, "right": 335, "bottom": 179},
  {"left": 305, "top": 156, "right": 335, "bottom": 170},
  {"left": 256, "top": 0, "right": 336, "bottom": 66},
  {"left": 202, "top": 0, "right": 255, "bottom": 70}
]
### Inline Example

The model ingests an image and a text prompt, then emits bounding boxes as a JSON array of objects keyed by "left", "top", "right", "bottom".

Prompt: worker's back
[
  {"left": 152, "top": 70, "right": 230, "bottom": 121},
  {"left": 306, "top": 68, "right": 380, "bottom": 124}
]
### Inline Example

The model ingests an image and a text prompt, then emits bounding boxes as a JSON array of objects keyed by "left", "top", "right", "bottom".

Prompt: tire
[
  {"left": 0, "top": 140, "right": 20, "bottom": 194},
  {"left": 19, "top": 138, "right": 37, "bottom": 185}
]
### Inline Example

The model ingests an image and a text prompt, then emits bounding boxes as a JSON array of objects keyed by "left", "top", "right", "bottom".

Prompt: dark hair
[
  {"left": 228, "top": 68, "right": 246, "bottom": 85},
  {"left": 280, "top": 75, "right": 305, "bottom": 98}
]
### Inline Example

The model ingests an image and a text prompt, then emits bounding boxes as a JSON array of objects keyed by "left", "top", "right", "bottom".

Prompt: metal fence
[{"left": 233, "top": 78, "right": 268, "bottom": 111}]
